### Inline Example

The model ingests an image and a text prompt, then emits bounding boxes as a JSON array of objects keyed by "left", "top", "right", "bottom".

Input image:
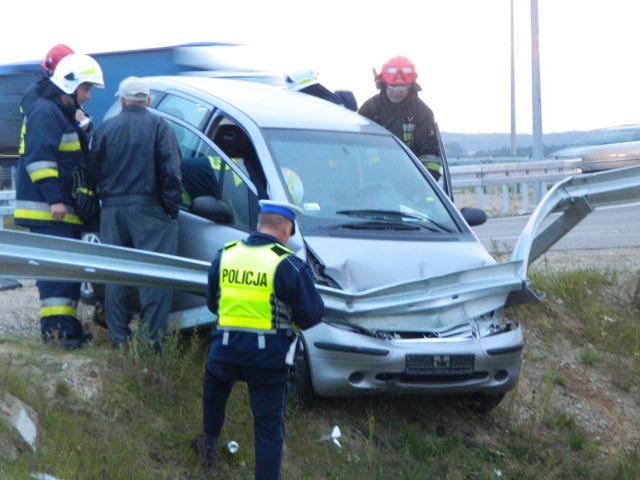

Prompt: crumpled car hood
[{"left": 304, "top": 236, "right": 496, "bottom": 292}]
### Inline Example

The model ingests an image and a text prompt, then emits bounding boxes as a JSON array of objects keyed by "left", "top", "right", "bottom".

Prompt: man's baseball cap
[{"left": 115, "top": 76, "right": 150, "bottom": 102}]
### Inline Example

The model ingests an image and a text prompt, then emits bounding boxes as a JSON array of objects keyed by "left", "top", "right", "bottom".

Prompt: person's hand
[
  {"left": 75, "top": 109, "right": 91, "bottom": 131},
  {"left": 50, "top": 202, "right": 67, "bottom": 220}
]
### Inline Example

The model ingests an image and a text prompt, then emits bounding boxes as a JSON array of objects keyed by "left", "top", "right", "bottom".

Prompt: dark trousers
[
  {"left": 30, "top": 224, "right": 83, "bottom": 339},
  {"left": 203, "top": 359, "right": 288, "bottom": 480},
  {"left": 100, "top": 204, "right": 177, "bottom": 347}
]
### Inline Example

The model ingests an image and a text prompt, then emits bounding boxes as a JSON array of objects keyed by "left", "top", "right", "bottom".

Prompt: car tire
[{"left": 288, "top": 336, "right": 316, "bottom": 407}]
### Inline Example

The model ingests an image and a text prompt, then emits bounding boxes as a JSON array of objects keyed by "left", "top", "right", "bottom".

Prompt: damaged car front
[{"left": 264, "top": 127, "right": 524, "bottom": 410}]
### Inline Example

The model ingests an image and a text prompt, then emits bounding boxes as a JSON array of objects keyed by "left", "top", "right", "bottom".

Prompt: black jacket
[
  {"left": 358, "top": 87, "right": 441, "bottom": 158},
  {"left": 88, "top": 105, "right": 183, "bottom": 219}
]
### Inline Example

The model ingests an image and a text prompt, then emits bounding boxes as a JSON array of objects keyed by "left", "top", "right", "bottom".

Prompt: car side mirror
[
  {"left": 460, "top": 207, "right": 487, "bottom": 226},
  {"left": 190, "top": 196, "right": 234, "bottom": 224}
]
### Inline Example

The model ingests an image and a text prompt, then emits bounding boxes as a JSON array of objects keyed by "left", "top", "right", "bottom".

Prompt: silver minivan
[{"left": 123, "top": 76, "right": 519, "bottom": 411}]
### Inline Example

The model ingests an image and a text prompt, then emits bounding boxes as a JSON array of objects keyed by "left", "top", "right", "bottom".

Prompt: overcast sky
[{"left": 2, "top": 0, "right": 639, "bottom": 134}]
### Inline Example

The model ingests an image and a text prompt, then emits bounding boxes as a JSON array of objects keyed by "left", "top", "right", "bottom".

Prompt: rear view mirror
[{"left": 460, "top": 207, "right": 487, "bottom": 226}]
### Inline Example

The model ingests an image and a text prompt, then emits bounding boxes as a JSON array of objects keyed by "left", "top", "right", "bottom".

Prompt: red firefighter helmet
[
  {"left": 40, "top": 44, "right": 75, "bottom": 76},
  {"left": 374, "top": 55, "right": 418, "bottom": 87}
]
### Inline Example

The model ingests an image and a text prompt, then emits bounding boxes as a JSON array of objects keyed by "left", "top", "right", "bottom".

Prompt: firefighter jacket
[
  {"left": 358, "top": 87, "right": 442, "bottom": 163},
  {"left": 206, "top": 232, "right": 325, "bottom": 370},
  {"left": 14, "top": 95, "right": 85, "bottom": 229},
  {"left": 88, "top": 105, "right": 183, "bottom": 220}
]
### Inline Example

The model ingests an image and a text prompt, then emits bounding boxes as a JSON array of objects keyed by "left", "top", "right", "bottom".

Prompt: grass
[{"left": 1, "top": 265, "right": 640, "bottom": 479}]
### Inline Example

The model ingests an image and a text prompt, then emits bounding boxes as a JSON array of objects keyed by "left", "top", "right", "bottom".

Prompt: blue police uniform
[
  {"left": 14, "top": 93, "right": 88, "bottom": 345},
  {"left": 202, "top": 224, "right": 324, "bottom": 479}
]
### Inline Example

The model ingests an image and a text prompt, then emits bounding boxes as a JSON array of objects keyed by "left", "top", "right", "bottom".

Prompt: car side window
[
  {"left": 156, "top": 93, "right": 212, "bottom": 130},
  {"left": 209, "top": 118, "right": 267, "bottom": 199},
  {"left": 168, "top": 118, "right": 258, "bottom": 230}
]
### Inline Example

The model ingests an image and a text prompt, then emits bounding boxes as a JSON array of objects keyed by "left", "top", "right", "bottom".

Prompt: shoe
[
  {"left": 61, "top": 338, "right": 83, "bottom": 350},
  {"left": 80, "top": 331, "right": 93, "bottom": 343},
  {"left": 192, "top": 435, "right": 216, "bottom": 467},
  {"left": 43, "top": 337, "right": 83, "bottom": 350}
]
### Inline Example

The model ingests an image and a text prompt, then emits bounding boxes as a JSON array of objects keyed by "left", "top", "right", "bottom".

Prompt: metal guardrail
[
  {"left": 449, "top": 157, "right": 583, "bottom": 214},
  {"left": 0, "top": 190, "right": 15, "bottom": 228}
]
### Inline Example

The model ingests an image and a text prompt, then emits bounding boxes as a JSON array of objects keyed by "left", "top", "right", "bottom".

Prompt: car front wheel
[{"left": 288, "top": 337, "right": 316, "bottom": 407}]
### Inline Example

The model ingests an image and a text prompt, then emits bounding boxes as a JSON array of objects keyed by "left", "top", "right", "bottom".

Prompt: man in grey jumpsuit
[{"left": 88, "top": 77, "right": 183, "bottom": 350}]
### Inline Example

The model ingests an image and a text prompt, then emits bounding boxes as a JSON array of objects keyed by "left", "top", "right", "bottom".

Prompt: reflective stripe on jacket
[
  {"left": 218, "top": 240, "right": 293, "bottom": 331},
  {"left": 40, "top": 296, "right": 78, "bottom": 319},
  {"left": 14, "top": 96, "right": 84, "bottom": 229}
]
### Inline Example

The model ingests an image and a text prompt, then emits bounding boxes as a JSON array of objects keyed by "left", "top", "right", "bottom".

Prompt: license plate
[{"left": 405, "top": 354, "right": 474, "bottom": 375}]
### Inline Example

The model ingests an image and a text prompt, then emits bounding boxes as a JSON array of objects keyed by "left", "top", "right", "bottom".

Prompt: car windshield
[
  {"left": 582, "top": 127, "right": 640, "bottom": 146},
  {"left": 264, "top": 129, "right": 460, "bottom": 236}
]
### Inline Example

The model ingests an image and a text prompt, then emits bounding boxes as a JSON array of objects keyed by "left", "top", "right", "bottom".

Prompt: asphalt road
[{"left": 472, "top": 202, "right": 640, "bottom": 253}]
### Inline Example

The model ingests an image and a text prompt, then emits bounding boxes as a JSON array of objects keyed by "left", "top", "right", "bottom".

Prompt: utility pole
[
  {"left": 510, "top": 0, "right": 517, "bottom": 156},
  {"left": 531, "top": 0, "right": 543, "bottom": 162}
]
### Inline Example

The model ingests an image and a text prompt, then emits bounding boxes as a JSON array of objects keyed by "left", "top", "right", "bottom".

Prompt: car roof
[{"left": 143, "top": 75, "right": 386, "bottom": 133}]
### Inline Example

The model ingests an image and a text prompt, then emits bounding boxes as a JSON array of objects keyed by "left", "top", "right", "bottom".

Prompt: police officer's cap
[
  {"left": 258, "top": 200, "right": 303, "bottom": 222},
  {"left": 259, "top": 200, "right": 303, "bottom": 235}
]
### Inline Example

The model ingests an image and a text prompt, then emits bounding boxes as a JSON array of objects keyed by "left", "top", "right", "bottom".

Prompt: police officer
[
  {"left": 358, "top": 55, "right": 443, "bottom": 181},
  {"left": 195, "top": 200, "right": 324, "bottom": 479},
  {"left": 14, "top": 53, "right": 105, "bottom": 349}
]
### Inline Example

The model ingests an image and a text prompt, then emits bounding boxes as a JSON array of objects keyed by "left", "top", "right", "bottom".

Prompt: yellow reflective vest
[{"left": 218, "top": 240, "right": 292, "bottom": 331}]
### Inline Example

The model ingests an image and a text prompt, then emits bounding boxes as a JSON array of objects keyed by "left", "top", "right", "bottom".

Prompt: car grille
[{"left": 384, "top": 322, "right": 474, "bottom": 340}]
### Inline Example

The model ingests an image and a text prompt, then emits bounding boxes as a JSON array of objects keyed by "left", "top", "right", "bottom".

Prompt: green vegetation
[{"left": 1, "top": 265, "right": 639, "bottom": 479}]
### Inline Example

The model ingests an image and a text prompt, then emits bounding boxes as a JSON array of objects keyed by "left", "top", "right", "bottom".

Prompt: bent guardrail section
[{"left": 510, "top": 164, "right": 640, "bottom": 280}]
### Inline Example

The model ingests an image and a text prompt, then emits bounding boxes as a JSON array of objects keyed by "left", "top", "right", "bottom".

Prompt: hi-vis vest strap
[{"left": 218, "top": 240, "right": 293, "bottom": 333}]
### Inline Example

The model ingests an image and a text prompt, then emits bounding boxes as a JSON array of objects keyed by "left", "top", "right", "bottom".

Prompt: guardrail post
[
  {"left": 502, "top": 185, "right": 509, "bottom": 215},
  {"left": 521, "top": 183, "right": 529, "bottom": 213},
  {"left": 476, "top": 187, "right": 485, "bottom": 210}
]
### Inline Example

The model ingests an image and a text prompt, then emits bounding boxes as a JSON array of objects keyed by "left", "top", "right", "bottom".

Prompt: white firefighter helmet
[
  {"left": 50, "top": 53, "right": 105, "bottom": 94},
  {"left": 284, "top": 67, "right": 319, "bottom": 92}
]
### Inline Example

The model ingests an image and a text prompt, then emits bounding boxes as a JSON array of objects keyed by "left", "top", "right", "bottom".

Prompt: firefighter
[
  {"left": 14, "top": 53, "right": 104, "bottom": 349},
  {"left": 358, "top": 55, "right": 443, "bottom": 181},
  {"left": 19, "top": 45, "right": 93, "bottom": 156},
  {"left": 284, "top": 66, "right": 358, "bottom": 111},
  {"left": 20, "top": 44, "right": 74, "bottom": 117},
  {"left": 195, "top": 200, "right": 324, "bottom": 479}
]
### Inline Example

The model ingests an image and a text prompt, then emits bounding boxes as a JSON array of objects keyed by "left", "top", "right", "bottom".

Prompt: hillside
[
  {"left": 1, "top": 248, "right": 639, "bottom": 479},
  {"left": 441, "top": 130, "right": 591, "bottom": 156}
]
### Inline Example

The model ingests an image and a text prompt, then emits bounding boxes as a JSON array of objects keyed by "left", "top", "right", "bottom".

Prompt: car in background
[
  {"left": 87, "top": 76, "right": 523, "bottom": 412},
  {"left": 550, "top": 124, "right": 640, "bottom": 172}
]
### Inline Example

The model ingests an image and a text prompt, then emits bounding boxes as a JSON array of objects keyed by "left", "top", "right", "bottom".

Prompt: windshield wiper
[
  {"left": 335, "top": 209, "right": 454, "bottom": 233},
  {"left": 335, "top": 221, "right": 421, "bottom": 231}
]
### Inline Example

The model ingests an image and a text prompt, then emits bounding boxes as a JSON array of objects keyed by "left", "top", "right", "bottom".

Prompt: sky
[{"left": 2, "top": 0, "right": 639, "bottom": 134}]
